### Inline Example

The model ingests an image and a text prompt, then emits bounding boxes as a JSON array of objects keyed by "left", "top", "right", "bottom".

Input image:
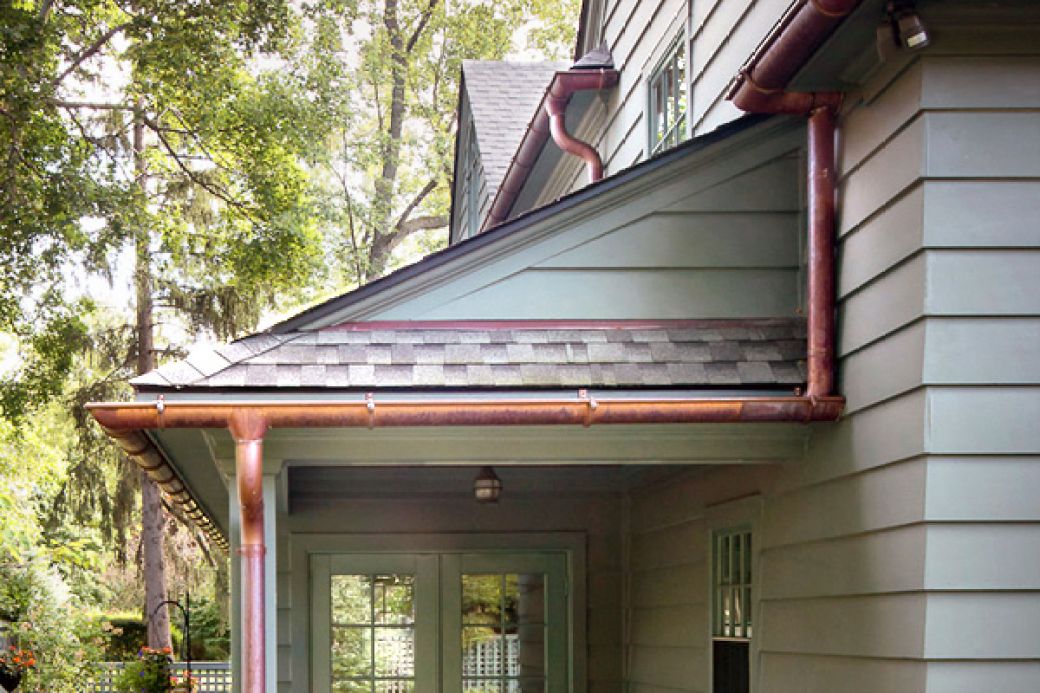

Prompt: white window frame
[{"left": 646, "top": 32, "right": 689, "bottom": 156}]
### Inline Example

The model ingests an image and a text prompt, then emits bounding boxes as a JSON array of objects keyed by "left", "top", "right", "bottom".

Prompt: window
[
  {"left": 712, "top": 528, "right": 751, "bottom": 693},
  {"left": 647, "top": 35, "right": 688, "bottom": 156}
]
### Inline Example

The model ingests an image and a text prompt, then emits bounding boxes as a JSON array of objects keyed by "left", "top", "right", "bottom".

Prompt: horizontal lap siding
[
  {"left": 762, "top": 37, "right": 1040, "bottom": 692},
  {"left": 376, "top": 126, "right": 804, "bottom": 320},
  {"left": 625, "top": 466, "right": 774, "bottom": 692},
  {"left": 915, "top": 47, "right": 1040, "bottom": 691}
]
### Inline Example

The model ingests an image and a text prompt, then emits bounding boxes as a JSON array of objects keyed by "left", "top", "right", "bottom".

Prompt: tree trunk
[
  {"left": 134, "top": 106, "right": 173, "bottom": 651},
  {"left": 366, "top": 0, "right": 408, "bottom": 281}
]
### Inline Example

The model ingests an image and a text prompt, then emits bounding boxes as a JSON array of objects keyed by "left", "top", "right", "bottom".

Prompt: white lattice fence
[
  {"left": 93, "top": 661, "right": 231, "bottom": 692},
  {"left": 463, "top": 635, "right": 520, "bottom": 678}
]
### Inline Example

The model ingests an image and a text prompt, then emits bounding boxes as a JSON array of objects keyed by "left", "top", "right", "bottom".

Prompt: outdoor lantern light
[
  {"left": 888, "top": 1, "right": 930, "bottom": 50},
  {"left": 473, "top": 466, "right": 502, "bottom": 503}
]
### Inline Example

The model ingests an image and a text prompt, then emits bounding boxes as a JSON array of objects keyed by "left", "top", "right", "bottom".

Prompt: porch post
[{"left": 229, "top": 410, "right": 268, "bottom": 693}]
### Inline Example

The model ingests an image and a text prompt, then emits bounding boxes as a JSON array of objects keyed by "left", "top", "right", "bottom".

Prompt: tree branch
[
  {"left": 142, "top": 117, "right": 258, "bottom": 221},
  {"left": 405, "top": 0, "right": 439, "bottom": 53},
  {"left": 53, "top": 22, "right": 133, "bottom": 85},
  {"left": 37, "top": 0, "right": 55, "bottom": 22},
  {"left": 393, "top": 177, "right": 438, "bottom": 232},
  {"left": 51, "top": 99, "right": 134, "bottom": 111},
  {"left": 396, "top": 213, "right": 447, "bottom": 235}
]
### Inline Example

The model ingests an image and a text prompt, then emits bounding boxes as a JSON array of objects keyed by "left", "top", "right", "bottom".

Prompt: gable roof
[
  {"left": 461, "top": 60, "right": 567, "bottom": 205},
  {"left": 132, "top": 319, "right": 806, "bottom": 391}
]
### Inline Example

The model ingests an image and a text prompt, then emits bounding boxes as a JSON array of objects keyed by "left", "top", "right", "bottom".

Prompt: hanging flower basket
[
  {"left": 0, "top": 670, "right": 20, "bottom": 693},
  {"left": 0, "top": 646, "right": 35, "bottom": 692}
]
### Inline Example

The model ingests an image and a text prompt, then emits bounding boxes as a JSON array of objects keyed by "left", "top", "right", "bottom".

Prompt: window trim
[{"left": 705, "top": 496, "right": 762, "bottom": 693}]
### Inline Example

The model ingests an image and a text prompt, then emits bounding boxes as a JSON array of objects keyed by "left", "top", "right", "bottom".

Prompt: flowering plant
[
  {"left": 169, "top": 672, "right": 198, "bottom": 692},
  {"left": 0, "top": 646, "right": 36, "bottom": 677},
  {"left": 113, "top": 646, "right": 172, "bottom": 693}
]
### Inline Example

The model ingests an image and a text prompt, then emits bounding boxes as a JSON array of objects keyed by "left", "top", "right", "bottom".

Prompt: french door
[{"left": 311, "top": 551, "right": 569, "bottom": 693}]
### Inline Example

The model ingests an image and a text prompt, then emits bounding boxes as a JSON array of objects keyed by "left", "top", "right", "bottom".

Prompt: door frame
[{"left": 290, "top": 533, "right": 587, "bottom": 693}]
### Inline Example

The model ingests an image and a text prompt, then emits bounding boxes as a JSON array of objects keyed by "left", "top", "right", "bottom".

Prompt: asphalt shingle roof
[
  {"left": 132, "top": 319, "right": 808, "bottom": 391},
  {"left": 462, "top": 60, "right": 567, "bottom": 204}
]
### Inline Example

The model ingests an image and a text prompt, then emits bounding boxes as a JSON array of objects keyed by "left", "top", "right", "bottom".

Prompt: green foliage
[
  {"left": 112, "top": 647, "right": 172, "bottom": 693},
  {"left": 0, "top": 558, "right": 107, "bottom": 692},
  {"left": 184, "top": 598, "right": 229, "bottom": 661}
]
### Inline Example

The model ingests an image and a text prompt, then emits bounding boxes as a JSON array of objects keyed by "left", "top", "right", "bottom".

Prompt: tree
[
  {"left": 1, "top": 0, "right": 579, "bottom": 656},
  {"left": 310, "top": 0, "right": 579, "bottom": 285},
  {"left": 1, "top": 0, "right": 334, "bottom": 649}
]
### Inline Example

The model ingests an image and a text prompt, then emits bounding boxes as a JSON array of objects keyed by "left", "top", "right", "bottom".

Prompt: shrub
[
  {"left": 112, "top": 647, "right": 172, "bottom": 693},
  {"left": 0, "top": 557, "right": 105, "bottom": 692}
]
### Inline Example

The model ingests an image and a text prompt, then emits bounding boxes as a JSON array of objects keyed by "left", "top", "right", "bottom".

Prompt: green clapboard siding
[{"left": 365, "top": 121, "right": 805, "bottom": 321}]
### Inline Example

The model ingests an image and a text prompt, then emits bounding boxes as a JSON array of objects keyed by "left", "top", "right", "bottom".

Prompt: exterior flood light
[
  {"left": 888, "top": 1, "right": 930, "bottom": 50},
  {"left": 473, "top": 466, "right": 502, "bottom": 503}
]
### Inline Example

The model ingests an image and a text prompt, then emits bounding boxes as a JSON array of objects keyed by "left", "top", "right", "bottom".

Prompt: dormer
[{"left": 448, "top": 60, "right": 565, "bottom": 245}]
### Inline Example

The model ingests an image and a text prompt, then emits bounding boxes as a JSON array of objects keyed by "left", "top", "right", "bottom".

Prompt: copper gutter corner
[{"left": 483, "top": 51, "right": 619, "bottom": 231}]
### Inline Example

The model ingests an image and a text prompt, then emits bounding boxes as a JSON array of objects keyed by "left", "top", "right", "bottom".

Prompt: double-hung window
[
  {"left": 648, "top": 34, "right": 688, "bottom": 156},
  {"left": 712, "top": 527, "right": 752, "bottom": 693}
]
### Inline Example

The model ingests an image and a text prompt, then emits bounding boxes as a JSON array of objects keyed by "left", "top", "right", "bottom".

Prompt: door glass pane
[
  {"left": 332, "top": 627, "right": 372, "bottom": 679},
  {"left": 375, "top": 683, "right": 414, "bottom": 693},
  {"left": 462, "top": 573, "right": 548, "bottom": 691},
  {"left": 515, "top": 625, "right": 545, "bottom": 678},
  {"left": 375, "top": 627, "right": 414, "bottom": 677},
  {"left": 331, "top": 574, "right": 415, "bottom": 691},
  {"left": 507, "top": 574, "right": 545, "bottom": 625},
  {"left": 375, "top": 683, "right": 415, "bottom": 693},
  {"left": 333, "top": 575, "right": 372, "bottom": 624},
  {"left": 462, "top": 574, "right": 503, "bottom": 624},
  {"left": 375, "top": 577, "right": 415, "bottom": 625}
]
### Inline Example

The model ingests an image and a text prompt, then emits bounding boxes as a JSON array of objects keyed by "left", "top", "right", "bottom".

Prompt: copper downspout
[
  {"left": 728, "top": 0, "right": 861, "bottom": 398},
  {"left": 484, "top": 67, "right": 619, "bottom": 230},
  {"left": 228, "top": 410, "right": 266, "bottom": 693},
  {"left": 546, "top": 69, "right": 619, "bottom": 183},
  {"left": 806, "top": 106, "right": 837, "bottom": 396}
]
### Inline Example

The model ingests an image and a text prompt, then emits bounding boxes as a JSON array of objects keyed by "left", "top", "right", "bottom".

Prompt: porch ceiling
[{"left": 149, "top": 420, "right": 809, "bottom": 538}]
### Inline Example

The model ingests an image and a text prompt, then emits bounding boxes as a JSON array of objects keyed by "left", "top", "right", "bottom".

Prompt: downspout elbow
[{"left": 545, "top": 68, "right": 619, "bottom": 183}]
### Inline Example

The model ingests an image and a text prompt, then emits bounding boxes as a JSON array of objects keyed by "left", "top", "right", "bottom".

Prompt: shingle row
[{"left": 131, "top": 320, "right": 807, "bottom": 390}]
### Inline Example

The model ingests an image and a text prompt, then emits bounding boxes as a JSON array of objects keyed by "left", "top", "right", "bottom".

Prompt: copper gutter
[
  {"left": 101, "top": 426, "right": 227, "bottom": 548},
  {"left": 88, "top": 394, "right": 844, "bottom": 431},
  {"left": 484, "top": 67, "right": 619, "bottom": 230},
  {"left": 727, "top": 0, "right": 861, "bottom": 398}
]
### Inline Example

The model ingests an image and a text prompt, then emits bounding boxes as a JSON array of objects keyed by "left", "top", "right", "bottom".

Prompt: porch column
[{"left": 230, "top": 411, "right": 268, "bottom": 693}]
